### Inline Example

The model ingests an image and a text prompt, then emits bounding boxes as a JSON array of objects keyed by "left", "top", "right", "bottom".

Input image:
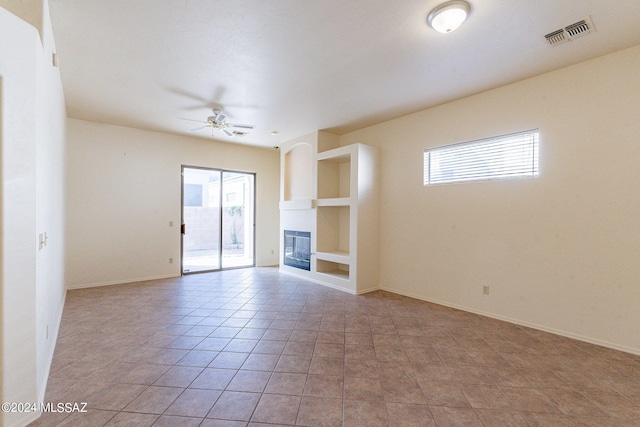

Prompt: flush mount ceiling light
[{"left": 427, "top": 0, "right": 471, "bottom": 33}]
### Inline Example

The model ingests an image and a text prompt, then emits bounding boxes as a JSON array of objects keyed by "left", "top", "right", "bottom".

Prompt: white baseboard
[
  {"left": 67, "top": 274, "right": 180, "bottom": 290},
  {"left": 37, "top": 288, "right": 66, "bottom": 404},
  {"left": 66, "top": 272, "right": 639, "bottom": 356},
  {"left": 279, "top": 268, "right": 352, "bottom": 294},
  {"left": 355, "top": 285, "right": 380, "bottom": 295},
  {"left": 381, "top": 286, "right": 640, "bottom": 357}
]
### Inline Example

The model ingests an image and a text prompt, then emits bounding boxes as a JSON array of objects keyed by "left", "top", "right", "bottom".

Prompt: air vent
[
  {"left": 565, "top": 19, "right": 591, "bottom": 38},
  {"left": 545, "top": 29, "right": 568, "bottom": 46},
  {"left": 544, "top": 16, "right": 594, "bottom": 47}
]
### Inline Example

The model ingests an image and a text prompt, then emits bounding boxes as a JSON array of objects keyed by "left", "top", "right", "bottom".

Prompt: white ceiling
[{"left": 48, "top": 0, "right": 640, "bottom": 148}]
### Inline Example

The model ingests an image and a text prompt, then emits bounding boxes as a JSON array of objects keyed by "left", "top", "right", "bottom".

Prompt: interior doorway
[{"left": 181, "top": 166, "right": 255, "bottom": 274}]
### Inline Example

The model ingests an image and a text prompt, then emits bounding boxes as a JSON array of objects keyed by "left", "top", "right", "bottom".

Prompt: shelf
[
  {"left": 317, "top": 150, "right": 351, "bottom": 162},
  {"left": 316, "top": 270, "right": 350, "bottom": 281},
  {"left": 316, "top": 206, "right": 350, "bottom": 254},
  {"left": 279, "top": 200, "right": 314, "bottom": 210},
  {"left": 315, "top": 250, "right": 350, "bottom": 264},
  {"left": 316, "top": 197, "right": 350, "bottom": 207},
  {"left": 317, "top": 151, "right": 351, "bottom": 199},
  {"left": 316, "top": 259, "right": 350, "bottom": 280}
]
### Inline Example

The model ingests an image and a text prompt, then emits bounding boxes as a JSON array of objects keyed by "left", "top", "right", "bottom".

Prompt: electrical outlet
[
  {"left": 483, "top": 286, "right": 490, "bottom": 295},
  {"left": 169, "top": 221, "right": 174, "bottom": 227},
  {"left": 46, "top": 324, "right": 49, "bottom": 340},
  {"left": 169, "top": 258, "right": 173, "bottom": 264}
]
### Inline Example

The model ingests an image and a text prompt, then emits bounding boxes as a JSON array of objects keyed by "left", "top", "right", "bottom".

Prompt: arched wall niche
[{"left": 283, "top": 142, "right": 313, "bottom": 201}]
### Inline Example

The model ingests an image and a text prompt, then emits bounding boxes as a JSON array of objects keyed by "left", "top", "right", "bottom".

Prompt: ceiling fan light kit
[
  {"left": 182, "top": 108, "right": 255, "bottom": 137},
  {"left": 428, "top": 0, "right": 471, "bottom": 33}
]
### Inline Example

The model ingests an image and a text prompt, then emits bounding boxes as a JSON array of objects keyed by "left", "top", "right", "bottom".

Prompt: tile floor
[{"left": 31, "top": 267, "right": 640, "bottom": 426}]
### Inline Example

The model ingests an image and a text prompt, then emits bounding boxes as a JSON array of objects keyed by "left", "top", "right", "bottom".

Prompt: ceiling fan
[{"left": 181, "top": 109, "right": 255, "bottom": 137}]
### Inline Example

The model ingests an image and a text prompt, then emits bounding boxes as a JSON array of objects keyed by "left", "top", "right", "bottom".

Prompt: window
[{"left": 424, "top": 129, "right": 539, "bottom": 185}]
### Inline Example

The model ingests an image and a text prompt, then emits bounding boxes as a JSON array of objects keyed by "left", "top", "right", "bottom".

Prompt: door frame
[{"left": 181, "top": 165, "right": 256, "bottom": 275}]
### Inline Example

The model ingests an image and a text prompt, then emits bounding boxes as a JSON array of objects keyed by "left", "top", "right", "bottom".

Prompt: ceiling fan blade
[
  {"left": 231, "top": 123, "right": 255, "bottom": 129},
  {"left": 166, "top": 87, "right": 210, "bottom": 104},
  {"left": 221, "top": 128, "right": 234, "bottom": 137},
  {"left": 179, "top": 117, "right": 207, "bottom": 123},
  {"left": 188, "top": 125, "right": 209, "bottom": 132},
  {"left": 182, "top": 104, "right": 216, "bottom": 111}
]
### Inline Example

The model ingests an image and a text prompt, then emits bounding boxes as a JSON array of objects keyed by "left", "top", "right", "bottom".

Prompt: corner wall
[
  {"left": 1, "top": 1, "right": 67, "bottom": 426},
  {"left": 340, "top": 44, "right": 640, "bottom": 354},
  {"left": 65, "top": 119, "right": 280, "bottom": 289}
]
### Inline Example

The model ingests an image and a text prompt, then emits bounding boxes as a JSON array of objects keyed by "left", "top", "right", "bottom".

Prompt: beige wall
[
  {"left": 65, "top": 119, "right": 280, "bottom": 289},
  {"left": 341, "top": 44, "right": 640, "bottom": 354}
]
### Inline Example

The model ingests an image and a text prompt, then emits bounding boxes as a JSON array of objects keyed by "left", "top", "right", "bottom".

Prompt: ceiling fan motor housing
[{"left": 185, "top": 108, "right": 254, "bottom": 136}]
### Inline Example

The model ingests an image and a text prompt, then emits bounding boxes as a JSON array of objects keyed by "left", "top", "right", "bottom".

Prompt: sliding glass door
[
  {"left": 220, "top": 171, "right": 255, "bottom": 268},
  {"left": 181, "top": 166, "right": 255, "bottom": 274}
]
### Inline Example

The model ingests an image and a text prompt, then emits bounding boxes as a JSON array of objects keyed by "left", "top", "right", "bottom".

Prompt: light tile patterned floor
[{"left": 30, "top": 267, "right": 640, "bottom": 426}]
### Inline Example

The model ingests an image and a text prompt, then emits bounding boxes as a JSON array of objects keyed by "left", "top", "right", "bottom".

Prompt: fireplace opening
[{"left": 284, "top": 230, "right": 311, "bottom": 271}]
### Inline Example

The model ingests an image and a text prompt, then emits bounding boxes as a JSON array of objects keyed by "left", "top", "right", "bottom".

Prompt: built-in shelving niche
[
  {"left": 316, "top": 205, "right": 350, "bottom": 257},
  {"left": 317, "top": 151, "right": 350, "bottom": 200},
  {"left": 283, "top": 142, "right": 313, "bottom": 203},
  {"left": 316, "top": 259, "right": 350, "bottom": 281},
  {"left": 280, "top": 132, "right": 379, "bottom": 295}
]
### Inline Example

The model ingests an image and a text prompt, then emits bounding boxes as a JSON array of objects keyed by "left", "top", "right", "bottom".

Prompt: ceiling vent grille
[
  {"left": 565, "top": 19, "right": 591, "bottom": 38},
  {"left": 545, "top": 29, "right": 568, "bottom": 46},
  {"left": 545, "top": 16, "right": 594, "bottom": 47}
]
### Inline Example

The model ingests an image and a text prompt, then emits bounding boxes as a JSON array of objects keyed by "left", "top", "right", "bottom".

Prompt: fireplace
[{"left": 284, "top": 230, "right": 311, "bottom": 271}]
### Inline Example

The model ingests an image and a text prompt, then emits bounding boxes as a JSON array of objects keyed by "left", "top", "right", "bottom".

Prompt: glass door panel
[
  {"left": 221, "top": 172, "right": 255, "bottom": 269},
  {"left": 182, "top": 167, "right": 221, "bottom": 273}
]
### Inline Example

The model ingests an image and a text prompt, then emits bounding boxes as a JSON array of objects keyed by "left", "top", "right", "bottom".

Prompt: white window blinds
[{"left": 424, "top": 129, "right": 539, "bottom": 185}]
